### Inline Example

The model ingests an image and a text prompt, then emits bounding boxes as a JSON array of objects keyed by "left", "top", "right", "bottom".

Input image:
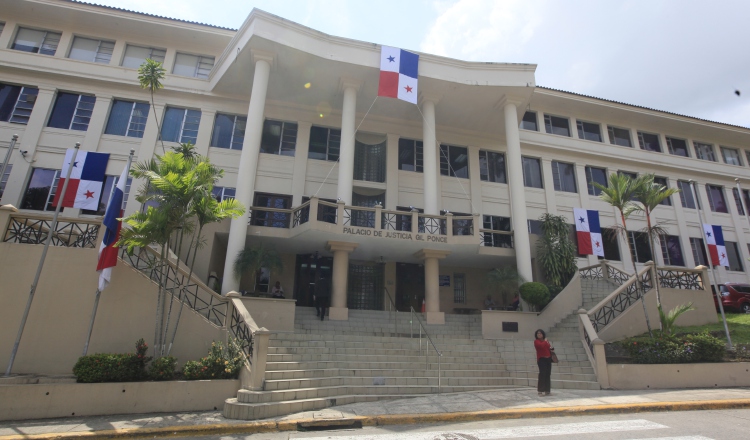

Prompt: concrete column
[
  {"left": 541, "top": 158, "right": 557, "bottom": 215},
  {"left": 467, "top": 145, "right": 482, "bottom": 215},
  {"left": 415, "top": 249, "right": 450, "bottom": 324},
  {"left": 81, "top": 95, "right": 112, "bottom": 152},
  {"left": 194, "top": 109, "right": 216, "bottom": 157},
  {"left": 222, "top": 52, "right": 273, "bottom": 294},
  {"left": 503, "top": 100, "right": 533, "bottom": 282},
  {"left": 291, "top": 122, "right": 312, "bottom": 206},
  {"left": 422, "top": 99, "right": 439, "bottom": 214},
  {"left": 336, "top": 79, "right": 361, "bottom": 204},
  {"left": 1, "top": 87, "right": 56, "bottom": 207},
  {"left": 0, "top": 21, "right": 17, "bottom": 49},
  {"left": 54, "top": 32, "right": 74, "bottom": 59},
  {"left": 385, "top": 133, "right": 400, "bottom": 210},
  {"left": 600, "top": 123, "right": 611, "bottom": 144},
  {"left": 326, "top": 241, "right": 358, "bottom": 320},
  {"left": 123, "top": 103, "right": 165, "bottom": 217}
]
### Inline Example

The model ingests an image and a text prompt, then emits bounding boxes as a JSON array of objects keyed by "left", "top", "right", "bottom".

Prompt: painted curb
[{"left": 3, "top": 399, "right": 750, "bottom": 440}]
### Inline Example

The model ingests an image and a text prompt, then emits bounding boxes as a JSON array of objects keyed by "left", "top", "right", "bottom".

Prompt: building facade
[{"left": 2, "top": 0, "right": 750, "bottom": 324}]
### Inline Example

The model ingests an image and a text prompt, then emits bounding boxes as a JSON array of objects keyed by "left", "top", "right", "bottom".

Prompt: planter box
[
  {"left": 607, "top": 362, "right": 750, "bottom": 389},
  {"left": 0, "top": 379, "right": 240, "bottom": 421}
]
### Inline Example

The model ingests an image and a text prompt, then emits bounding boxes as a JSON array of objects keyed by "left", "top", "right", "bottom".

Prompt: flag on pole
[
  {"left": 378, "top": 46, "right": 419, "bottom": 104},
  {"left": 703, "top": 224, "right": 729, "bottom": 267},
  {"left": 52, "top": 149, "right": 109, "bottom": 210},
  {"left": 96, "top": 163, "right": 129, "bottom": 291},
  {"left": 573, "top": 208, "right": 604, "bottom": 257}
]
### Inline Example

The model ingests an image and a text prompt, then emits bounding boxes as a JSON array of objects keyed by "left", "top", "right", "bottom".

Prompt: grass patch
[{"left": 675, "top": 313, "right": 750, "bottom": 344}]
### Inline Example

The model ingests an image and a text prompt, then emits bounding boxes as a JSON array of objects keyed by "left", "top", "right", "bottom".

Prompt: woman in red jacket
[{"left": 534, "top": 329, "right": 553, "bottom": 396}]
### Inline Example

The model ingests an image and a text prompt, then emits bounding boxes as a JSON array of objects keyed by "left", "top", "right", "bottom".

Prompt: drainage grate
[{"left": 297, "top": 420, "right": 363, "bottom": 432}]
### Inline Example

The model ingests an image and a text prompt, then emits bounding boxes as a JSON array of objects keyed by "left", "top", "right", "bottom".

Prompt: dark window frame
[
  {"left": 551, "top": 160, "right": 577, "bottom": 193},
  {"left": 576, "top": 120, "right": 602, "bottom": 142},
  {"left": 585, "top": 165, "right": 607, "bottom": 196},
  {"left": 479, "top": 150, "right": 507, "bottom": 183},
  {"left": 544, "top": 114, "right": 571, "bottom": 137},
  {"left": 439, "top": 144, "right": 469, "bottom": 179}
]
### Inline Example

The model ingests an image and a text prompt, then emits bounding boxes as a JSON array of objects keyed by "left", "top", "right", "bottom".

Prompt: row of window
[
  {"left": 5, "top": 25, "right": 214, "bottom": 79},
  {"left": 523, "top": 111, "right": 749, "bottom": 167}
]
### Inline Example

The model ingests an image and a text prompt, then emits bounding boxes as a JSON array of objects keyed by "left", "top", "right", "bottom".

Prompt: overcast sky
[{"left": 92, "top": 0, "right": 750, "bottom": 128}]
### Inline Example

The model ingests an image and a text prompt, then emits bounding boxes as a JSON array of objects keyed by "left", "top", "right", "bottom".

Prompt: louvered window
[
  {"left": 354, "top": 141, "right": 386, "bottom": 182},
  {"left": 0, "top": 84, "right": 38, "bottom": 125},
  {"left": 13, "top": 27, "right": 61, "bottom": 55},
  {"left": 551, "top": 160, "right": 577, "bottom": 193},
  {"left": 69, "top": 37, "right": 115, "bottom": 64},
  {"left": 173, "top": 53, "right": 215, "bottom": 79}
]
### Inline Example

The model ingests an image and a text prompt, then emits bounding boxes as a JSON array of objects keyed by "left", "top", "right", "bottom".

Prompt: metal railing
[
  {"left": 229, "top": 300, "right": 257, "bottom": 361},
  {"left": 381, "top": 211, "right": 412, "bottom": 231},
  {"left": 383, "top": 287, "right": 401, "bottom": 336},
  {"left": 248, "top": 206, "right": 291, "bottom": 228},
  {"left": 578, "top": 264, "right": 604, "bottom": 280},
  {"left": 418, "top": 214, "right": 446, "bottom": 235},
  {"left": 451, "top": 216, "right": 474, "bottom": 236},
  {"left": 479, "top": 229, "right": 513, "bottom": 248},
  {"left": 657, "top": 266, "right": 704, "bottom": 290},
  {"left": 587, "top": 265, "right": 652, "bottom": 332},
  {"left": 344, "top": 206, "right": 375, "bottom": 228},
  {"left": 292, "top": 201, "right": 311, "bottom": 227},
  {"left": 409, "top": 306, "right": 442, "bottom": 394},
  {"left": 4, "top": 214, "right": 100, "bottom": 248},
  {"left": 317, "top": 200, "right": 338, "bottom": 224}
]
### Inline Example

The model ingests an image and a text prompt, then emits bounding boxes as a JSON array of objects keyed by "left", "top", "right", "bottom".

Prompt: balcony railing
[{"left": 3, "top": 213, "right": 101, "bottom": 248}]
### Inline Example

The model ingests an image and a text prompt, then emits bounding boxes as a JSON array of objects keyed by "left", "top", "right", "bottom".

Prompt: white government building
[{"left": 2, "top": 0, "right": 750, "bottom": 325}]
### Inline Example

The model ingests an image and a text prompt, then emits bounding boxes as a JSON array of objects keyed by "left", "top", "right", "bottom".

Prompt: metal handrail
[
  {"left": 409, "top": 306, "right": 442, "bottom": 394},
  {"left": 382, "top": 287, "right": 400, "bottom": 335}
]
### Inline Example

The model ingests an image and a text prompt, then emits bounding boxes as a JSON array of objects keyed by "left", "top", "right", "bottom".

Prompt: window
[
  {"left": 637, "top": 131, "right": 661, "bottom": 152},
  {"left": 520, "top": 111, "right": 537, "bottom": 131},
  {"left": 690, "top": 238, "right": 709, "bottom": 267},
  {"left": 308, "top": 126, "right": 340, "bottom": 161},
  {"left": 354, "top": 140, "right": 386, "bottom": 183},
  {"left": 260, "top": 120, "right": 297, "bottom": 156},
  {"left": 551, "top": 161, "right": 577, "bottom": 193},
  {"left": 47, "top": 93, "right": 96, "bottom": 131},
  {"left": 173, "top": 53, "right": 215, "bottom": 79},
  {"left": 398, "top": 138, "right": 423, "bottom": 172},
  {"left": 161, "top": 107, "right": 201, "bottom": 144},
  {"left": 726, "top": 241, "right": 744, "bottom": 272},
  {"left": 743, "top": 189, "right": 750, "bottom": 216},
  {"left": 628, "top": 231, "right": 652, "bottom": 263},
  {"left": 522, "top": 157, "right": 543, "bottom": 188},
  {"left": 479, "top": 150, "right": 506, "bottom": 183},
  {"left": 527, "top": 219, "right": 542, "bottom": 235},
  {"left": 21, "top": 168, "right": 60, "bottom": 211},
  {"left": 0, "top": 164, "right": 12, "bottom": 199},
  {"left": 544, "top": 114, "right": 570, "bottom": 136},
  {"left": 576, "top": 121, "right": 602, "bottom": 142},
  {"left": 252, "top": 192, "right": 292, "bottom": 228},
  {"left": 618, "top": 170, "right": 637, "bottom": 181},
  {"left": 81, "top": 175, "right": 132, "bottom": 215},
  {"left": 212, "top": 186, "right": 236, "bottom": 202},
  {"left": 607, "top": 126, "right": 632, "bottom": 147},
  {"left": 733, "top": 188, "right": 746, "bottom": 215},
  {"left": 105, "top": 100, "right": 149, "bottom": 138},
  {"left": 255, "top": 267, "right": 270, "bottom": 293},
  {"left": 601, "top": 228, "right": 620, "bottom": 261},
  {"left": 653, "top": 177, "right": 671, "bottom": 206},
  {"left": 585, "top": 166, "right": 607, "bottom": 196},
  {"left": 453, "top": 273, "right": 466, "bottom": 304},
  {"left": 0, "top": 22, "right": 4, "bottom": 36},
  {"left": 12, "top": 27, "right": 61, "bottom": 55},
  {"left": 0, "top": 83, "right": 38, "bottom": 125},
  {"left": 666, "top": 137, "right": 689, "bottom": 157},
  {"left": 68, "top": 36, "right": 114, "bottom": 64},
  {"left": 694, "top": 142, "right": 716, "bottom": 161},
  {"left": 122, "top": 45, "right": 166, "bottom": 69},
  {"left": 746, "top": 151, "right": 750, "bottom": 169},
  {"left": 660, "top": 235, "right": 685, "bottom": 266},
  {"left": 721, "top": 146, "right": 742, "bottom": 166},
  {"left": 439, "top": 144, "right": 469, "bottom": 178},
  {"left": 482, "top": 215, "right": 511, "bottom": 248},
  {"left": 677, "top": 180, "right": 697, "bottom": 209},
  {"left": 706, "top": 184, "right": 728, "bottom": 213},
  {"left": 210, "top": 113, "right": 246, "bottom": 150}
]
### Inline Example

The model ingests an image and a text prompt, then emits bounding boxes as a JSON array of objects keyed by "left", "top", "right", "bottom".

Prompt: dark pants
[
  {"left": 317, "top": 296, "right": 329, "bottom": 320},
  {"left": 537, "top": 357, "right": 552, "bottom": 393}
]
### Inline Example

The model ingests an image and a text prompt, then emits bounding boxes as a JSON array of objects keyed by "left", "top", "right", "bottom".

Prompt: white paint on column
[
  {"left": 337, "top": 86, "right": 357, "bottom": 203},
  {"left": 293, "top": 419, "right": 669, "bottom": 440},
  {"left": 422, "top": 99, "right": 438, "bottom": 215}
]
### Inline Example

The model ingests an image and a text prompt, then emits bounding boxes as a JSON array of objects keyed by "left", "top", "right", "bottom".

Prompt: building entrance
[
  {"left": 396, "top": 263, "right": 425, "bottom": 312},
  {"left": 293, "top": 254, "right": 332, "bottom": 307}
]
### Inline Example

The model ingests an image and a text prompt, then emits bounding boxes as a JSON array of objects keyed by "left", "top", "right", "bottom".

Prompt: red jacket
[{"left": 534, "top": 339, "right": 551, "bottom": 360}]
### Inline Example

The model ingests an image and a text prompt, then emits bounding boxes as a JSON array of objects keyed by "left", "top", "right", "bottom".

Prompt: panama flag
[
  {"left": 703, "top": 224, "right": 730, "bottom": 267},
  {"left": 95, "top": 163, "right": 129, "bottom": 291},
  {"left": 574, "top": 208, "right": 604, "bottom": 257},
  {"left": 52, "top": 149, "right": 109, "bottom": 210},
  {"left": 378, "top": 46, "right": 419, "bottom": 104}
]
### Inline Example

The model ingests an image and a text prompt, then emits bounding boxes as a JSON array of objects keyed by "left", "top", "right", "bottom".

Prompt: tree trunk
[
  {"left": 153, "top": 244, "right": 167, "bottom": 357},
  {"left": 161, "top": 228, "right": 185, "bottom": 356},
  {"left": 151, "top": 89, "right": 165, "bottom": 154},
  {"left": 621, "top": 213, "right": 653, "bottom": 337},
  {"left": 166, "top": 226, "right": 202, "bottom": 356}
]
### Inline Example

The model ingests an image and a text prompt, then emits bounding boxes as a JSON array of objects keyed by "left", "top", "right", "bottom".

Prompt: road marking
[
  {"left": 293, "top": 419, "right": 668, "bottom": 439},
  {"left": 625, "top": 437, "right": 713, "bottom": 440}
]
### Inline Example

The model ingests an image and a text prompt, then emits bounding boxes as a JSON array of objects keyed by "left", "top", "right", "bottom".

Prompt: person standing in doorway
[
  {"left": 315, "top": 274, "right": 331, "bottom": 321},
  {"left": 534, "top": 329, "right": 553, "bottom": 396}
]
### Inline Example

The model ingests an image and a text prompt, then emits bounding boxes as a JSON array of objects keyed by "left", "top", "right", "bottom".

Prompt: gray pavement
[{"left": 2, "top": 387, "right": 750, "bottom": 438}]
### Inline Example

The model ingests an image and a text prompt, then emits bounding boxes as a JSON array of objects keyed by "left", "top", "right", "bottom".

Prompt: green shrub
[
  {"left": 519, "top": 282, "right": 550, "bottom": 311},
  {"left": 73, "top": 339, "right": 150, "bottom": 383},
  {"left": 621, "top": 332, "right": 725, "bottom": 364},
  {"left": 182, "top": 339, "right": 245, "bottom": 380},
  {"left": 149, "top": 356, "right": 177, "bottom": 381},
  {"left": 547, "top": 284, "right": 563, "bottom": 300}
]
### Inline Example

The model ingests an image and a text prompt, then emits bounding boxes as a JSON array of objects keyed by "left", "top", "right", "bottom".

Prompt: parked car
[{"left": 713, "top": 283, "right": 750, "bottom": 313}]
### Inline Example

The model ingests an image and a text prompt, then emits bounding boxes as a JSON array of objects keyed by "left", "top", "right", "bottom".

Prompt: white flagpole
[
  {"left": 5, "top": 143, "right": 81, "bottom": 377},
  {"left": 82, "top": 149, "right": 135, "bottom": 356},
  {"left": 0, "top": 135, "right": 18, "bottom": 198},
  {"left": 690, "top": 179, "right": 732, "bottom": 349}
]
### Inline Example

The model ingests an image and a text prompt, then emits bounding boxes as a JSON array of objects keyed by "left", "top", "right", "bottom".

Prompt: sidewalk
[{"left": 2, "top": 387, "right": 750, "bottom": 439}]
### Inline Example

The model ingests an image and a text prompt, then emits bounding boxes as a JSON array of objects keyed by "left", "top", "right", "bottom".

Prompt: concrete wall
[
  {"left": 0, "top": 239, "right": 226, "bottom": 375},
  {"left": 607, "top": 362, "right": 750, "bottom": 389},
  {"left": 236, "top": 297, "right": 296, "bottom": 332},
  {"left": 598, "top": 286, "right": 718, "bottom": 342},
  {"left": 438, "top": 265, "right": 499, "bottom": 313},
  {"left": 0, "top": 379, "right": 239, "bottom": 421}
]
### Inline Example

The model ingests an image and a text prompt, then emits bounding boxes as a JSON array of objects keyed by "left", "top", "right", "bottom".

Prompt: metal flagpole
[
  {"left": 690, "top": 179, "right": 732, "bottom": 349},
  {"left": 0, "top": 134, "right": 19, "bottom": 197},
  {"left": 5, "top": 144, "right": 81, "bottom": 377},
  {"left": 82, "top": 149, "right": 135, "bottom": 356}
]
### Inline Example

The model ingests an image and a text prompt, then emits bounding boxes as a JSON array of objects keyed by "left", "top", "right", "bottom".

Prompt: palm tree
[
  {"left": 234, "top": 244, "right": 284, "bottom": 293},
  {"left": 633, "top": 174, "right": 680, "bottom": 313},
  {"left": 593, "top": 173, "right": 654, "bottom": 337},
  {"left": 658, "top": 302, "right": 694, "bottom": 336},
  {"left": 536, "top": 213, "right": 578, "bottom": 290},
  {"left": 138, "top": 59, "right": 167, "bottom": 153},
  {"left": 486, "top": 266, "right": 526, "bottom": 306}
]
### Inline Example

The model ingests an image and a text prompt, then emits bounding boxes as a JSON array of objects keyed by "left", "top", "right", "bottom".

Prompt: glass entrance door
[
  {"left": 293, "top": 254, "right": 332, "bottom": 307},
  {"left": 396, "top": 263, "right": 424, "bottom": 312}
]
